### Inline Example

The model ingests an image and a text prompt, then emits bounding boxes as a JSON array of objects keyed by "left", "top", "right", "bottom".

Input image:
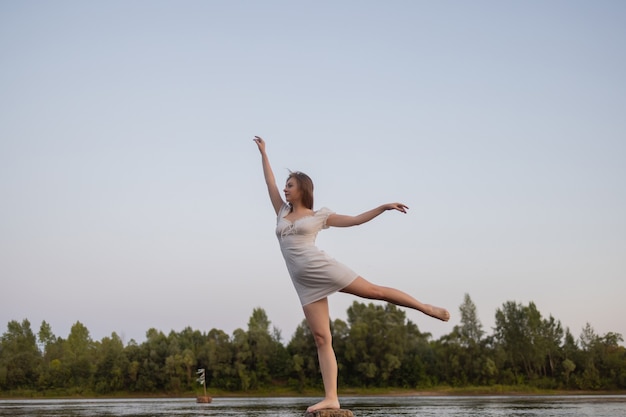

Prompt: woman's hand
[
  {"left": 384, "top": 202, "right": 409, "bottom": 213},
  {"left": 253, "top": 136, "right": 266, "bottom": 154}
]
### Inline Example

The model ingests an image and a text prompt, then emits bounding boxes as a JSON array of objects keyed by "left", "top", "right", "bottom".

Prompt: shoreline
[{"left": 2, "top": 387, "right": 626, "bottom": 400}]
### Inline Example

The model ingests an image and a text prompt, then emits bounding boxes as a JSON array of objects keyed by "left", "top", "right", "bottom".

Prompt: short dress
[{"left": 276, "top": 203, "right": 359, "bottom": 305}]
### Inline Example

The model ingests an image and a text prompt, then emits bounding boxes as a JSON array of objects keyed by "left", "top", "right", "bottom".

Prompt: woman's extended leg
[
  {"left": 302, "top": 297, "right": 341, "bottom": 413},
  {"left": 340, "top": 276, "right": 450, "bottom": 321}
]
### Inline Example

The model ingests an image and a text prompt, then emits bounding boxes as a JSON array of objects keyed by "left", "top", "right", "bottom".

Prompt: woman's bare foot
[
  {"left": 306, "top": 398, "right": 340, "bottom": 413},
  {"left": 425, "top": 305, "right": 450, "bottom": 322}
]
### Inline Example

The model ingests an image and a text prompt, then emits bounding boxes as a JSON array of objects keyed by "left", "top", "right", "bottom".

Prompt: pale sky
[{"left": 1, "top": 1, "right": 625, "bottom": 347}]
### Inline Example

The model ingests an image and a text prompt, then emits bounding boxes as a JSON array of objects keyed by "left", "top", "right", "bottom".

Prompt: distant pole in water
[
  {"left": 196, "top": 368, "right": 207, "bottom": 397},
  {"left": 196, "top": 368, "right": 211, "bottom": 403}
]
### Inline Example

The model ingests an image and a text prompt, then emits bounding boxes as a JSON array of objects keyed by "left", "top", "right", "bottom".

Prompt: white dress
[{"left": 276, "top": 203, "right": 359, "bottom": 306}]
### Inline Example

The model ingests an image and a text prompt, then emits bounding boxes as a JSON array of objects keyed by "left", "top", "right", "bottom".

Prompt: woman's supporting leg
[
  {"left": 302, "top": 297, "right": 341, "bottom": 413},
  {"left": 340, "top": 276, "right": 450, "bottom": 321}
]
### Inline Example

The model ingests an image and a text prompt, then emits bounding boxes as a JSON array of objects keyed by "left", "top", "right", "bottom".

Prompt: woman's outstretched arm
[
  {"left": 253, "top": 136, "right": 284, "bottom": 214},
  {"left": 326, "top": 203, "right": 408, "bottom": 228}
]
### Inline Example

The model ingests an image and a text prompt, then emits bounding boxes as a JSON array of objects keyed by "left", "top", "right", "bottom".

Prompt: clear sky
[{"left": 1, "top": 1, "right": 625, "bottom": 347}]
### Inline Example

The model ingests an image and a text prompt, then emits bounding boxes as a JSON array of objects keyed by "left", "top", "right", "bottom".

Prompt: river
[{"left": 1, "top": 395, "right": 625, "bottom": 416}]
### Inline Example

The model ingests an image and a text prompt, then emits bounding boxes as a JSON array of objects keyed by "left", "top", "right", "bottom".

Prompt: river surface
[{"left": 1, "top": 395, "right": 625, "bottom": 417}]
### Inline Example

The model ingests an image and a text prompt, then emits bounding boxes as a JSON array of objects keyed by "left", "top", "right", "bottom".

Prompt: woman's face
[{"left": 284, "top": 177, "right": 302, "bottom": 203}]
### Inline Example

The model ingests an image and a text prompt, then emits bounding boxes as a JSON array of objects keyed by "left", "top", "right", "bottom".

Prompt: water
[{"left": 1, "top": 395, "right": 625, "bottom": 417}]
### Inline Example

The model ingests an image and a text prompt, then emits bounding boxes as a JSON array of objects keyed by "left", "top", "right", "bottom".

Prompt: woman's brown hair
[{"left": 288, "top": 171, "right": 314, "bottom": 211}]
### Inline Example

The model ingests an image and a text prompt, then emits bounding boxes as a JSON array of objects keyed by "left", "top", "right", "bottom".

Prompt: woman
[{"left": 253, "top": 136, "right": 449, "bottom": 413}]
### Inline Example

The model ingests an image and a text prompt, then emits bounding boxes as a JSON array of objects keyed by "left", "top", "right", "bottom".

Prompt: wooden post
[
  {"left": 195, "top": 368, "right": 212, "bottom": 403},
  {"left": 304, "top": 410, "right": 354, "bottom": 417}
]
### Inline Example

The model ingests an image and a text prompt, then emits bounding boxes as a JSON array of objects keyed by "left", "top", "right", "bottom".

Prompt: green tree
[
  {"left": 64, "top": 321, "right": 95, "bottom": 388},
  {"left": 577, "top": 324, "right": 626, "bottom": 389},
  {"left": 286, "top": 319, "right": 318, "bottom": 390},
  {"left": 38, "top": 321, "right": 55, "bottom": 355},
  {"left": 243, "top": 308, "right": 289, "bottom": 389},
  {"left": 458, "top": 293, "right": 484, "bottom": 347},
  {"left": 397, "top": 320, "right": 433, "bottom": 388},
  {"left": 331, "top": 318, "right": 350, "bottom": 388},
  {"left": 343, "top": 302, "right": 410, "bottom": 387},
  {"left": 175, "top": 327, "right": 205, "bottom": 389},
  {"left": 130, "top": 328, "right": 169, "bottom": 391},
  {"left": 93, "top": 332, "right": 128, "bottom": 393},
  {"left": 494, "top": 301, "right": 566, "bottom": 386},
  {"left": 124, "top": 340, "right": 142, "bottom": 391},
  {"left": 560, "top": 328, "right": 580, "bottom": 387},
  {"left": 440, "top": 294, "right": 488, "bottom": 385},
  {"left": 0, "top": 319, "right": 41, "bottom": 389},
  {"left": 562, "top": 358, "right": 576, "bottom": 385},
  {"left": 232, "top": 328, "right": 251, "bottom": 390},
  {"left": 538, "top": 315, "right": 564, "bottom": 379},
  {"left": 595, "top": 332, "right": 626, "bottom": 389},
  {"left": 577, "top": 323, "right": 601, "bottom": 389},
  {"left": 3, "top": 299, "right": 625, "bottom": 394},
  {"left": 200, "top": 328, "right": 235, "bottom": 390},
  {"left": 36, "top": 321, "right": 65, "bottom": 389},
  {"left": 246, "top": 308, "right": 273, "bottom": 388}
]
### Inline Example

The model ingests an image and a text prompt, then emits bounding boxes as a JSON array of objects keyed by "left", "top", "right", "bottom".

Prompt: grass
[{"left": 2, "top": 385, "right": 625, "bottom": 400}]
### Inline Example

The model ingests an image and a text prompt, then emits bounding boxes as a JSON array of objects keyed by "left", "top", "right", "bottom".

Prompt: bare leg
[
  {"left": 340, "top": 276, "right": 450, "bottom": 321},
  {"left": 302, "top": 298, "right": 341, "bottom": 413}
]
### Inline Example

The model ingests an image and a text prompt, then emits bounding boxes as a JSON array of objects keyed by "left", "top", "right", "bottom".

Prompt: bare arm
[
  {"left": 253, "top": 136, "right": 284, "bottom": 214},
  {"left": 326, "top": 203, "right": 409, "bottom": 227}
]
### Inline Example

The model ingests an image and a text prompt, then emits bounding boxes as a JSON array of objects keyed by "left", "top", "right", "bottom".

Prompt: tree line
[{"left": 1, "top": 294, "right": 624, "bottom": 395}]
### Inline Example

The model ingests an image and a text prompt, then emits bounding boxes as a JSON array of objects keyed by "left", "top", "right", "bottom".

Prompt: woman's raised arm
[
  {"left": 326, "top": 203, "right": 408, "bottom": 228},
  {"left": 253, "top": 136, "right": 284, "bottom": 214}
]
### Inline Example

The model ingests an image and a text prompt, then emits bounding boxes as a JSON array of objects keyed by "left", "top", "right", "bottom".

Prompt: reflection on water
[{"left": 0, "top": 395, "right": 625, "bottom": 417}]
